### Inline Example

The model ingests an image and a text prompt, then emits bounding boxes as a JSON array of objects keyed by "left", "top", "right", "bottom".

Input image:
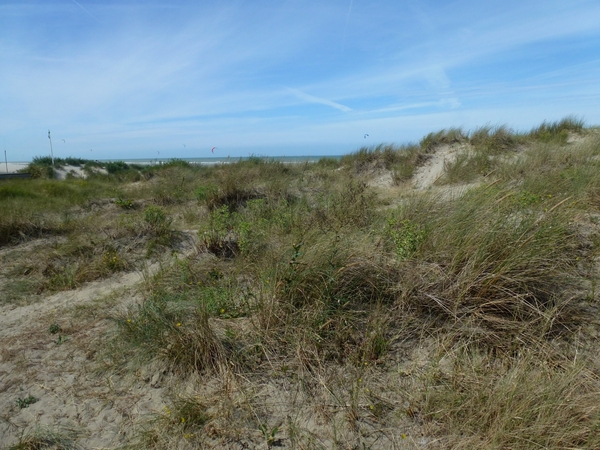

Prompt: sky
[{"left": 1, "top": 0, "right": 600, "bottom": 161}]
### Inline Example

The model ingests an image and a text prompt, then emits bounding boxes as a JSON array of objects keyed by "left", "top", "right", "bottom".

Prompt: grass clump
[
  {"left": 392, "top": 186, "right": 580, "bottom": 347},
  {"left": 469, "top": 124, "right": 519, "bottom": 154},
  {"left": 5, "top": 427, "right": 81, "bottom": 450},
  {"left": 116, "top": 293, "right": 228, "bottom": 374},
  {"left": 341, "top": 143, "right": 427, "bottom": 184},
  {"left": 528, "top": 115, "right": 585, "bottom": 144},
  {"left": 421, "top": 350, "right": 600, "bottom": 449},
  {"left": 420, "top": 127, "right": 467, "bottom": 152}
]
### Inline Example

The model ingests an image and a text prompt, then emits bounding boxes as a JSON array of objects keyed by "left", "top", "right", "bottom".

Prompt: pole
[
  {"left": 48, "top": 130, "right": 54, "bottom": 166},
  {"left": 4, "top": 150, "right": 7, "bottom": 173}
]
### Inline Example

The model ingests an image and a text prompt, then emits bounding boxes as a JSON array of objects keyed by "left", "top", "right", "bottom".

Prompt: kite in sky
[{"left": 211, "top": 147, "right": 217, "bottom": 153}]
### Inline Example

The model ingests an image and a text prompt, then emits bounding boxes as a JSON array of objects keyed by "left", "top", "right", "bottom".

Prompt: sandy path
[{"left": 0, "top": 239, "right": 196, "bottom": 448}]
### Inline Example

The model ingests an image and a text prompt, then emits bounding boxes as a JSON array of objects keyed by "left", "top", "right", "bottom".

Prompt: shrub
[
  {"left": 144, "top": 205, "right": 172, "bottom": 237},
  {"left": 105, "top": 161, "right": 130, "bottom": 174}
]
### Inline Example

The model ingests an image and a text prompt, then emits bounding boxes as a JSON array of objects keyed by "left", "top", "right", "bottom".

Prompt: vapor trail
[{"left": 70, "top": 0, "right": 97, "bottom": 21}]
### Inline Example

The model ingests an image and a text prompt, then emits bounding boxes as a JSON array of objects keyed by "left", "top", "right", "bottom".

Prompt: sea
[{"left": 116, "top": 155, "right": 342, "bottom": 166}]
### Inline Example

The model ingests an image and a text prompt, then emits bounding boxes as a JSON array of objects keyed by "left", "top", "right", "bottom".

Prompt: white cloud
[{"left": 1, "top": 0, "right": 600, "bottom": 159}]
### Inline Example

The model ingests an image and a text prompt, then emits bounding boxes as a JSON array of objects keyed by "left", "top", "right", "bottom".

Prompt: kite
[
  {"left": 211, "top": 147, "right": 217, "bottom": 154},
  {"left": 364, "top": 134, "right": 369, "bottom": 139}
]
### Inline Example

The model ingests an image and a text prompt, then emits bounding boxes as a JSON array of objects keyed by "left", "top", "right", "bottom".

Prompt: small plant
[
  {"left": 103, "top": 249, "right": 126, "bottom": 272},
  {"left": 259, "top": 423, "right": 279, "bottom": 449},
  {"left": 49, "top": 321, "right": 68, "bottom": 344},
  {"left": 200, "top": 205, "right": 238, "bottom": 257},
  {"left": 115, "top": 197, "right": 134, "bottom": 209},
  {"left": 144, "top": 205, "right": 173, "bottom": 237},
  {"left": 16, "top": 395, "right": 38, "bottom": 409},
  {"left": 385, "top": 217, "right": 425, "bottom": 260}
]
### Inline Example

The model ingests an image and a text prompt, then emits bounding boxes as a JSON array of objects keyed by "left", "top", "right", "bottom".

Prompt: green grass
[
  {"left": 4, "top": 118, "right": 600, "bottom": 448},
  {"left": 420, "top": 348, "right": 600, "bottom": 449}
]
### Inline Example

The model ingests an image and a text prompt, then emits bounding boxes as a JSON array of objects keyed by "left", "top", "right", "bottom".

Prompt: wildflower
[
  {"left": 181, "top": 417, "right": 186, "bottom": 423},
  {"left": 220, "top": 309, "right": 225, "bottom": 314},
  {"left": 369, "top": 405, "right": 374, "bottom": 410},
  {"left": 358, "top": 378, "right": 362, "bottom": 383},
  {"left": 127, "top": 319, "right": 131, "bottom": 323},
  {"left": 401, "top": 433, "right": 407, "bottom": 439},
  {"left": 176, "top": 322, "right": 181, "bottom": 327}
]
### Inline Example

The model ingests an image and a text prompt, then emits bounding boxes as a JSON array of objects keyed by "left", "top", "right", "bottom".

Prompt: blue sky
[{"left": 1, "top": 0, "right": 600, "bottom": 161}]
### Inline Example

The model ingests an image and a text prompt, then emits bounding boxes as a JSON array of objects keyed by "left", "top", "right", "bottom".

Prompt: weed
[
  {"left": 16, "top": 396, "right": 38, "bottom": 409},
  {"left": 199, "top": 205, "right": 238, "bottom": 257},
  {"left": 384, "top": 217, "right": 425, "bottom": 260},
  {"left": 144, "top": 205, "right": 173, "bottom": 239},
  {"left": 103, "top": 249, "right": 127, "bottom": 272},
  {"left": 115, "top": 197, "right": 135, "bottom": 209},
  {"left": 259, "top": 423, "right": 279, "bottom": 448}
]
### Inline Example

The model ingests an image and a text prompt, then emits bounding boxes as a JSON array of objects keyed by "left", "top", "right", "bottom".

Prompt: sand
[
  {"left": 0, "top": 163, "right": 107, "bottom": 178},
  {"left": 1, "top": 162, "right": 28, "bottom": 174}
]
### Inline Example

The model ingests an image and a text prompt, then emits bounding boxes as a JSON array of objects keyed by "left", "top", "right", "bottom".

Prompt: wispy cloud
[
  {"left": 1, "top": 0, "right": 599, "bottom": 160},
  {"left": 286, "top": 88, "right": 353, "bottom": 113}
]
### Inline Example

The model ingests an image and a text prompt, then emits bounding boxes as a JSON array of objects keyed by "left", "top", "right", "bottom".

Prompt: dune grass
[{"left": 3, "top": 118, "right": 600, "bottom": 448}]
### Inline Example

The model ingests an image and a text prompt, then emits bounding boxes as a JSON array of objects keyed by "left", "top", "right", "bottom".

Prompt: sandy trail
[{"left": 0, "top": 247, "right": 192, "bottom": 448}]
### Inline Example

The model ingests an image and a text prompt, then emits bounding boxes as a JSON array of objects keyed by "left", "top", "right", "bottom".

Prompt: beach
[{"left": 2, "top": 162, "right": 28, "bottom": 174}]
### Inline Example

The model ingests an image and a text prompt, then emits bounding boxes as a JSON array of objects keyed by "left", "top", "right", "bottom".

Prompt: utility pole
[
  {"left": 48, "top": 130, "right": 54, "bottom": 166},
  {"left": 4, "top": 149, "right": 7, "bottom": 173}
]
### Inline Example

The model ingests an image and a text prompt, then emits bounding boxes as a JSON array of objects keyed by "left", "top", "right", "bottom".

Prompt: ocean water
[{"left": 115, "top": 155, "right": 342, "bottom": 166}]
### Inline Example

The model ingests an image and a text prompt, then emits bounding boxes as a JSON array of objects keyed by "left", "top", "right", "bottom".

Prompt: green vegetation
[{"left": 2, "top": 117, "right": 600, "bottom": 448}]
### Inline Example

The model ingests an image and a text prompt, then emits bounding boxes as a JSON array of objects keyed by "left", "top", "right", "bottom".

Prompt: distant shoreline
[{"left": 1, "top": 155, "right": 342, "bottom": 174}]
